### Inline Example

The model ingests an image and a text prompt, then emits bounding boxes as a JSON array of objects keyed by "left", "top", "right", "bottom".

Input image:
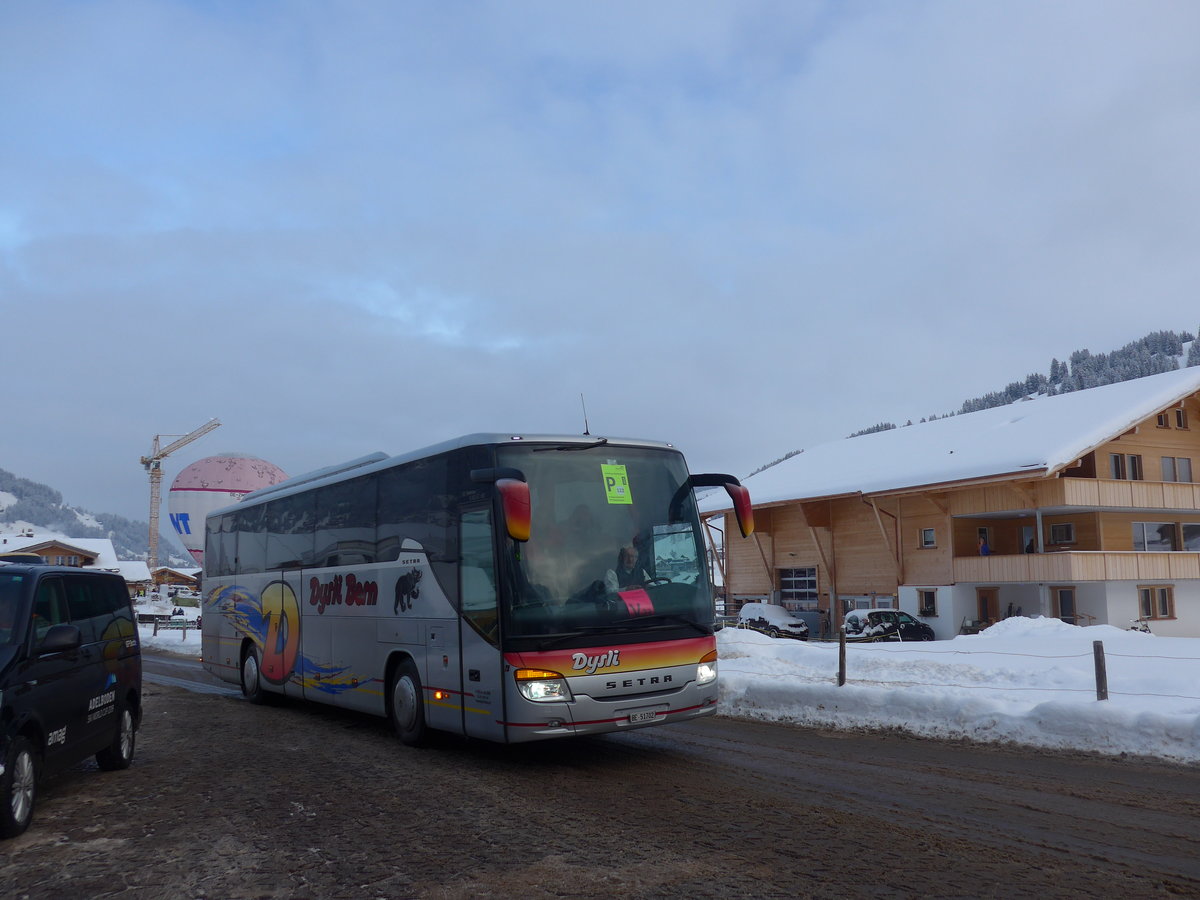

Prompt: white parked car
[{"left": 737, "top": 603, "right": 809, "bottom": 640}]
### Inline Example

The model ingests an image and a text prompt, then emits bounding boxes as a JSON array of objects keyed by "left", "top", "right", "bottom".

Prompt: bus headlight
[
  {"left": 515, "top": 668, "right": 573, "bottom": 702},
  {"left": 697, "top": 649, "right": 718, "bottom": 685}
]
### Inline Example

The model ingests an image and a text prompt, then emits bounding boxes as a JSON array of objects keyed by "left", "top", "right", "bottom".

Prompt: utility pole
[{"left": 141, "top": 418, "right": 221, "bottom": 574}]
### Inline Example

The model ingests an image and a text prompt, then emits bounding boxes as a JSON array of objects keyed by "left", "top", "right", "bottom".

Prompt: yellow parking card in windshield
[{"left": 602, "top": 464, "right": 633, "bottom": 505}]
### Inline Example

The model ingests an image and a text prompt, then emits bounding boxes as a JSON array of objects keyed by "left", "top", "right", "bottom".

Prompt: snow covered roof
[
  {"left": 0, "top": 530, "right": 122, "bottom": 566},
  {"left": 103, "top": 560, "right": 151, "bottom": 583},
  {"left": 0, "top": 529, "right": 152, "bottom": 582},
  {"left": 702, "top": 367, "right": 1200, "bottom": 513}
]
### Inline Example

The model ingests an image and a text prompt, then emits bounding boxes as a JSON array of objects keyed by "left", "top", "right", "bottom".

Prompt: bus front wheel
[{"left": 390, "top": 660, "right": 427, "bottom": 746}]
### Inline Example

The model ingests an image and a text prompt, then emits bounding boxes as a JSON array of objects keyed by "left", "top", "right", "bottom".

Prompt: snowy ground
[
  {"left": 719, "top": 616, "right": 1200, "bottom": 764},
  {"left": 139, "top": 615, "right": 1200, "bottom": 764}
]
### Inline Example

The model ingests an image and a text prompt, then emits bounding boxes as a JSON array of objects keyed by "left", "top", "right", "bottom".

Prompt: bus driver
[{"left": 605, "top": 545, "right": 649, "bottom": 593}]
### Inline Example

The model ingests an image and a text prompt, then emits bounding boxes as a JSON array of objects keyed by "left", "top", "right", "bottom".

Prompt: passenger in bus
[{"left": 605, "top": 545, "right": 649, "bottom": 593}]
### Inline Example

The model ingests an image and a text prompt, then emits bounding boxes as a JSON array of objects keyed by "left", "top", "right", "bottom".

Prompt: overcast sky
[{"left": 3, "top": 0, "right": 1200, "bottom": 526}]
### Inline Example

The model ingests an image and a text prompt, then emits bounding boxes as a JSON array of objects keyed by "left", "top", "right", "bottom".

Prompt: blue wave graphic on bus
[
  {"left": 208, "top": 584, "right": 372, "bottom": 696},
  {"left": 295, "top": 657, "right": 376, "bottom": 697},
  {"left": 209, "top": 585, "right": 261, "bottom": 638}
]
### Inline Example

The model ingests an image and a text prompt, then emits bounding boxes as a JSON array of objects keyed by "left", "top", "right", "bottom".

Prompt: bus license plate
[{"left": 628, "top": 710, "right": 660, "bottom": 724}]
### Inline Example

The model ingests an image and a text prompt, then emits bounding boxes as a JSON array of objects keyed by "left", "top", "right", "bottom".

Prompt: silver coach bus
[{"left": 200, "top": 433, "right": 753, "bottom": 745}]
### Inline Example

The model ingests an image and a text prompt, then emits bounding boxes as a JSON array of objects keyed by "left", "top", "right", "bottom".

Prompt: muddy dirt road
[{"left": 2, "top": 655, "right": 1198, "bottom": 899}]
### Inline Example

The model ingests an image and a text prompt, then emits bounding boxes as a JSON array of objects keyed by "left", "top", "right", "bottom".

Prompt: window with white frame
[
  {"left": 1133, "top": 522, "right": 1177, "bottom": 552},
  {"left": 1138, "top": 585, "right": 1174, "bottom": 619},
  {"left": 779, "top": 567, "right": 819, "bottom": 611},
  {"left": 1048, "top": 523, "right": 1075, "bottom": 545},
  {"left": 1183, "top": 524, "right": 1200, "bottom": 551},
  {"left": 1052, "top": 586, "right": 1077, "bottom": 623},
  {"left": 919, "top": 528, "right": 936, "bottom": 549},
  {"left": 1110, "top": 453, "right": 1143, "bottom": 480},
  {"left": 1177, "top": 408, "right": 1189, "bottom": 429},
  {"left": 1162, "top": 457, "right": 1192, "bottom": 483}
]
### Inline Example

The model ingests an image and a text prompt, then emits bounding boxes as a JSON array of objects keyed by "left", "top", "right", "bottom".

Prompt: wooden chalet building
[
  {"left": 0, "top": 537, "right": 101, "bottom": 567},
  {"left": 701, "top": 367, "right": 1200, "bottom": 639}
]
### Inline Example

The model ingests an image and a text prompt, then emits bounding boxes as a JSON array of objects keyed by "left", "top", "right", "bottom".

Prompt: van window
[
  {"left": 0, "top": 574, "right": 25, "bottom": 645},
  {"left": 32, "top": 578, "right": 68, "bottom": 642},
  {"left": 64, "top": 576, "right": 109, "bottom": 643}
]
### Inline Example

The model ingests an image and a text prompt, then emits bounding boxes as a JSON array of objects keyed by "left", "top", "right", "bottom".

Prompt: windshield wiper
[
  {"left": 637, "top": 614, "right": 712, "bottom": 636},
  {"left": 534, "top": 624, "right": 630, "bottom": 650},
  {"left": 533, "top": 438, "right": 609, "bottom": 452}
]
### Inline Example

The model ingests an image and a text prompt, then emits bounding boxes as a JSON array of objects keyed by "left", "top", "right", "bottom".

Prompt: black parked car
[
  {"left": 843, "top": 608, "right": 935, "bottom": 642},
  {"left": 0, "top": 565, "right": 142, "bottom": 837}
]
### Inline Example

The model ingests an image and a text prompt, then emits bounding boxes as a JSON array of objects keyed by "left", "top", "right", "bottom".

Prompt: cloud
[{"left": 2, "top": 0, "right": 1199, "bottom": 520}]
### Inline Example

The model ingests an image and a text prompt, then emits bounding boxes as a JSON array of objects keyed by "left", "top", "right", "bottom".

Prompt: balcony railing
[
  {"left": 953, "top": 551, "right": 1200, "bottom": 584},
  {"left": 946, "top": 478, "right": 1200, "bottom": 516}
]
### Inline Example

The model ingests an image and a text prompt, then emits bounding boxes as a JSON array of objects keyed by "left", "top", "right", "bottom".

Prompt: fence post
[
  {"left": 1093, "top": 640, "right": 1108, "bottom": 701},
  {"left": 153, "top": 620, "right": 160, "bottom": 636},
  {"left": 838, "top": 629, "right": 847, "bottom": 686}
]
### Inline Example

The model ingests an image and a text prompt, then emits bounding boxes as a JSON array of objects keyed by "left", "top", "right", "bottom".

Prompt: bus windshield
[{"left": 496, "top": 444, "right": 713, "bottom": 642}]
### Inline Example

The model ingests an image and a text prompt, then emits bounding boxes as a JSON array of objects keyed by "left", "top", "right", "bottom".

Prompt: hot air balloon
[{"left": 167, "top": 455, "right": 288, "bottom": 565}]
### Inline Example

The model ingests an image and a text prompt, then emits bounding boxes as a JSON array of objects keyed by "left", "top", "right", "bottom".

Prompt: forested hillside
[
  {"left": 0, "top": 467, "right": 187, "bottom": 564},
  {"left": 749, "top": 327, "right": 1199, "bottom": 477}
]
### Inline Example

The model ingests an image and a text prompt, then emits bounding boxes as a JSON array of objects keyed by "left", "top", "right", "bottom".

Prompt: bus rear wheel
[
  {"left": 241, "top": 645, "right": 270, "bottom": 705},
  {"left": 390, "top": 660, "right": 427, "bottom": 746}
]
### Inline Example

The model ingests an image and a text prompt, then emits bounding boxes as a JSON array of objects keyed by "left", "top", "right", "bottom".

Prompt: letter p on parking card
[{"left": 602, "top": 464, "right": 632, "bottom": 505}]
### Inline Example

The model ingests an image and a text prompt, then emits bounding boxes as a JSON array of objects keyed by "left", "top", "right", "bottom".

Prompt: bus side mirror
[
  {"left": 471, "top": 467, "right": 531, "bottom": 543},
  {"left": 496, "top": 479, "right": 531, "bottom": 542},
  {"left": 724, "top": 483, "right": 754, "bottom": 538},
  {"left": 671, "top": 473, "right": 755, "bottom": 539}
]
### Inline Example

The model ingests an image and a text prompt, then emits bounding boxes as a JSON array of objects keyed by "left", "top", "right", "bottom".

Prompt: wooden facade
[
  {"left": 711, "top": 388, "right": 1200, "bottom": 638},
  {"left": 0, "top": 540, "right": 99, "bottom": 567}
]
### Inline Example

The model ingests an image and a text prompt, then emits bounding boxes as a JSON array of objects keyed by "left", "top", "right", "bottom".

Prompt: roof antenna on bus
[{"left": 580, "top": 393, "right": 591, "bottom": 435}]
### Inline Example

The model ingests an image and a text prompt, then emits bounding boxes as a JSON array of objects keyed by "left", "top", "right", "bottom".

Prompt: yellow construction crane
[{"left": 141, "top": 418, "right": 221, "bottom": 573}]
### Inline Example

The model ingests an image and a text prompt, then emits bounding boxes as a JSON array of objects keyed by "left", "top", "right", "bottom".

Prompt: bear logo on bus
[{"left": 394, "top": 568, "right": 422, "bottom": 614}]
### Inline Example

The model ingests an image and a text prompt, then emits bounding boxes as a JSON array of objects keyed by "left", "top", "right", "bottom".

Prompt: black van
[{"left": 0, "top": 564, "right": 142, "bottom": 837}]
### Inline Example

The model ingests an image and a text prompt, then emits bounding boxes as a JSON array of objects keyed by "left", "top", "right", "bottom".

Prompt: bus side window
[{"left": 461, "top": 508, "right": 498, "bottom": 644}]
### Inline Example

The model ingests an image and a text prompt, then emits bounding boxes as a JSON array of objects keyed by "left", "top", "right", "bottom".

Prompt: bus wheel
[
  {"left": 0, "top": 736, "right": 37, "bottom": 838},
  {"left": 241, "top": 645, "right": 269, "bottom": 705},
  {"left": 390, "top": 660, "right": 427, "bottom": 746}
]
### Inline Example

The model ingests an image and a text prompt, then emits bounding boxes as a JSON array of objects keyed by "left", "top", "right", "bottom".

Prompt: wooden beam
[
  {"left": 925, "top": 493, "right": 950, "bottom": 516},
  {"left": 1007, "top": 483, "right": 1037, "bottom": 508},
  {"left": 797, "top": 502, "right": 836, "bottom": 606},
  {"left": 701, "top": 516, "right": 726, "bottom": 586},
  {"left": 752, "top": 531, "right": 773, "bottom": 587},
  {"left": 867, "top": 498, "right": 902, "bottom": 584},
  {"left": 799, "top": 500, "right": 831, "bottom": 528}
]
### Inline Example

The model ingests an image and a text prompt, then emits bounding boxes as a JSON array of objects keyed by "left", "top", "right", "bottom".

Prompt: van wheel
[
  {"left": 390, "top": 660, "right": 427, "bottom": 746},
  {"left": 0, "top": 736, "right": 37, "bottom": 838},
  {"left": 241, "top": 645, "right": 269, "bottom": 704},
  {"left": 768, "top": 628, "right": 780, "bottom": 639},
  {"left": 96, "top": 706, "right": 136, "bottom": 771}
]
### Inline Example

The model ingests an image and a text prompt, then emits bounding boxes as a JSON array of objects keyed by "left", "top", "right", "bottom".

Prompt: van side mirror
[{"left": 39, "top": 623, "right": 82, "bottom": 655}]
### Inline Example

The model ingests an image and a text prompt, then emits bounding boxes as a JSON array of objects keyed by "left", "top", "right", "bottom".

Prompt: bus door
[
  {"left": 457, "top": 507, "right": 506, "bottom": 741},
  {"left": 422, "top": 615, "right": 463, "bottom": 732}
]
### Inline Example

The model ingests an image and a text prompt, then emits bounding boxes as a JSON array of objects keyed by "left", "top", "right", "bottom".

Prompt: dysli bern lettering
[{"left": 309, "top": 574, "right": 379, "bottom": 615}]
